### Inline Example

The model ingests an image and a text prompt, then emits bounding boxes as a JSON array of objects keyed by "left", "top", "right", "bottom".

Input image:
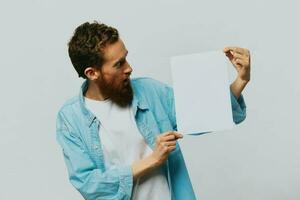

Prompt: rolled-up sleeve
[
  {"left": 230, "top": 91, "right": 247, "bottom": 124},
  {"left": 56, "top": 112, "right": 133, "bottom": 200}
]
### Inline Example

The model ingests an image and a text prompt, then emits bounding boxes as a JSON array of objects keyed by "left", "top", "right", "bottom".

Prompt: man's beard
[{"left": 96, "top": 75, "right": 133, "bottom": 108}]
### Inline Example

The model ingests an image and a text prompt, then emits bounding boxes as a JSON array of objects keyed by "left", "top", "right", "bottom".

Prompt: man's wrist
[
  {"left": 230, "top": 77, "right": 249, "bottom": 99},
  {"left": 236, "top": 77, "right": 249, "bottom": 86},
  {"left": 147, "top": 154, "right": 160, "bottom": 168}
]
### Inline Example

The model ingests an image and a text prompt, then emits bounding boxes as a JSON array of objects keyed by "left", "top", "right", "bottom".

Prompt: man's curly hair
[{"left": 68, "top": 21, "right": 119, "bottom": 79}]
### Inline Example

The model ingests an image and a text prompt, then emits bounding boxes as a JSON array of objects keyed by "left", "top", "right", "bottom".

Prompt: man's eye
[{"left": 116, "top": 60, "right": 125, "bottom": 67}]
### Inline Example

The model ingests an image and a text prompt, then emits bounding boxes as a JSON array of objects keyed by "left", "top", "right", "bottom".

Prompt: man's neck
[{"left": 84, "top": 81, "right": 108, "bottom": 101}]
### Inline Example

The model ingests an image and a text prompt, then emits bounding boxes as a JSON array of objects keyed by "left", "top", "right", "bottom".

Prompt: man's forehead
[{"left": 103, "top": 39, "right": 127, "bottom": 62}]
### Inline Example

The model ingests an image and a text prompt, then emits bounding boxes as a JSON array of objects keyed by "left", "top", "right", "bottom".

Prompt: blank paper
[{"left": 170, "top": 50, "right": 234, "bottom": 135}]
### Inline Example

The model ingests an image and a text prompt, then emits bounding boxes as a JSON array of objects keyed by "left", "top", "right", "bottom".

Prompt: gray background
[{"left": 0, "top": 0, "right": 299, "bottom": 199}]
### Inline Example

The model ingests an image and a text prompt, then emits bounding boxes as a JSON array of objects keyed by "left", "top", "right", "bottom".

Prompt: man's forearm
[
  {"left": 230, "top": 78, "right": 249, "bottom": 99},
  {"left": 132, "top": 155, "right": 158, "bottom": 181}
]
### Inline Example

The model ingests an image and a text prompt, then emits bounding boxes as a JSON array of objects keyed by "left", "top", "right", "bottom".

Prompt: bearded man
[{"left": 56, "top": 21, "right": 250, "bottom": 200}]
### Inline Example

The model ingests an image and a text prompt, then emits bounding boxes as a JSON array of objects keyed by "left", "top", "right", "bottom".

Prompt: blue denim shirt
[{"left": 56, "top": 77, "right": 246, "bottom": 200}]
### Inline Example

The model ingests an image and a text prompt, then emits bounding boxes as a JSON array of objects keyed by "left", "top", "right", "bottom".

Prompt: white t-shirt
[{"left": 84, "top": 97, "right": 171, "bottom": 200}]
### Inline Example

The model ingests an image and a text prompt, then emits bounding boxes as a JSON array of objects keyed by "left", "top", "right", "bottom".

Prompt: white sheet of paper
[{"left": 170, "top": 50, "right": 235, "bottom": 134}]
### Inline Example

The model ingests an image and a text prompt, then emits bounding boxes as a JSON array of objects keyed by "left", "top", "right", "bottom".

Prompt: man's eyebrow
[{"left": 114, "top": 50, "right": 129, "bottom": 65}]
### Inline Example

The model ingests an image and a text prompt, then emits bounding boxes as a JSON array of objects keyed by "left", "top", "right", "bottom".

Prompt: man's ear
[{"left": 84, "top": 67, "right": 100, "bottom": 81}]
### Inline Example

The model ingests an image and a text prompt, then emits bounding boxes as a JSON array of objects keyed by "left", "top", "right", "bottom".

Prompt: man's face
[{"left": 95, "top": 38, "right": 133, "bottom": 107}]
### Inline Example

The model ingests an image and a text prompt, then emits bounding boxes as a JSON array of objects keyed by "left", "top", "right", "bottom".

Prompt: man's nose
[{"left": 124, "top": 63, "right": 133, "bottom": 75}]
